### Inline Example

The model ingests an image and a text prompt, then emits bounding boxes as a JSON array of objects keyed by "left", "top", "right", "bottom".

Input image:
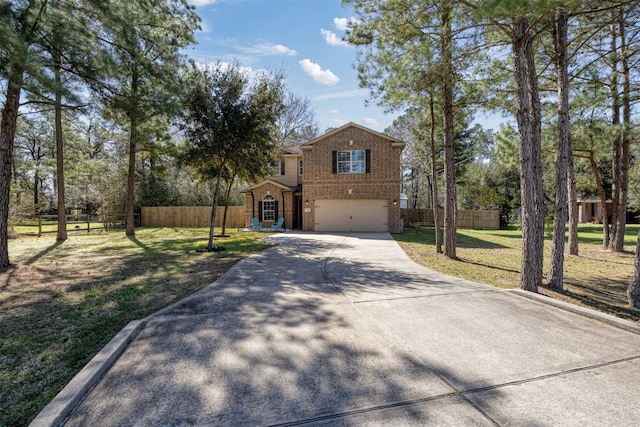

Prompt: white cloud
[
  {"left": 189, "top": 0, "right": 218, "bottom": 6},
  {"left": 329, "top": 109, "right": 340, "bottom": 114},
  {"left": 194, "top": 61, "right": 272, "bottom": 84},
  {"left": 333, "top": 17, "right": 359, "bottom": 31},
  {"left": 322, "top": 17, "right": 359, "bottom": 47},
  {"left": 299, "top": 59, "right": 340, "bottom": 86},
  {"left": 363, "top": 117, "right": 381, "bottom": 128},
  {"left": 321, "top": 29, "right": 350, "bottom": 47},
  {"left": 311, "top": 89, "right": 367, "bottom": 101},
  {"left": 332, "top": 118, "right": 348, "bottom": 127},
  {"left": 240, "top": 43, "right": 297, "bottom": 56}
]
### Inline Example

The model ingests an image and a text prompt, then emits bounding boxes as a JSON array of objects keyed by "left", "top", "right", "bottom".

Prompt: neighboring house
[
  {"left": 577, "top": 198, "right": 638, "bottom": 224},
  {"left": 242, "top": 122, "right": 405, "bottom": 232},
  {"left": 577, "top": 198, "right": 611, "bottom": 223}
]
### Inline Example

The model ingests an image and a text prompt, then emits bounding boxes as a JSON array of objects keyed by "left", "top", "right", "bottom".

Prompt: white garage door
[{"left": 314, "top": 199, "right": 389, "bottom": 232}]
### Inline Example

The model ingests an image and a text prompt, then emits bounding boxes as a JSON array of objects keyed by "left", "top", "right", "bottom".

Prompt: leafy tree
[{"left": 179, "top": 63, "right": 285, "bottom": 251}]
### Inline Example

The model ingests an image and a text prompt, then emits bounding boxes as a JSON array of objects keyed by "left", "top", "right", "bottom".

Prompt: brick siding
[
  {"left": 301, "top": 125, "right": 404, "bottom": 232},
  {"left": 244, "top": 123, "right": 405, "bottom": 232}
]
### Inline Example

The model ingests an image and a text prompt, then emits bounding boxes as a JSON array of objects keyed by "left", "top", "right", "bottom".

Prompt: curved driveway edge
[
  {"left": 29, "top": 320, "right": 147, "bottom": 427},
  {"left": 508, "top": 289, "right": 640, "bottom": 335},
  {"left": 31, "top": 232, "right": 640, "bottom": 426}
]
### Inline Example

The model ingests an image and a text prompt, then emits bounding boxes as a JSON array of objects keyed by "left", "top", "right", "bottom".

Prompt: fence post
[{"left": 38, "top": 215, "right": 42, "bottom": 237}]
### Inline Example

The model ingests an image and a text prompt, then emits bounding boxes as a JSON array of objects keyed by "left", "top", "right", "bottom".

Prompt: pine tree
[{"left": 91, "top": 0, "right": 199, "bottom": 236}]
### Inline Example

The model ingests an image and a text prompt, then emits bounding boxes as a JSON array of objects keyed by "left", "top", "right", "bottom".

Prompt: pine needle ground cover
[
  {"left": 0, "top": 228, "right": 272, "bottom": 427},
  {"left": 395, "top": 224, "right": 640, "bottom": 324}
]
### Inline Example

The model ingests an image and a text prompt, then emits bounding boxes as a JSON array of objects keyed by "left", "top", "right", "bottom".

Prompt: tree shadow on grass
[
  {"left": 2, "top": 231, "right": 272, "bottom": 426},
  {"left": 544, "top": 279, "right": 640, "bottom": 322},
  {"left": 24, "top": 240, "right": 65, "bottom": 265},
  {"left": 458, "top": 258, "right": 521, "bottom": 275},
  {"left": 395, "top": 227, "right": 508, "bottom": 250},
  {"left": 127, "top": 235, "right": 150, "bottom": 251}
]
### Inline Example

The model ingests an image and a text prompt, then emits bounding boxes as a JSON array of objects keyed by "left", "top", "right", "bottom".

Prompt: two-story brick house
[{"left": 243, "top": 122, "right": 405, "bottom": 233}]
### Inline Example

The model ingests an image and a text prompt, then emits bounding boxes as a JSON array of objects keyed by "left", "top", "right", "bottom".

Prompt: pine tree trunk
[
  {"left": 547, "top": 8, "right": 569, "bottom": 291},
  {"left": 55, "top": 50, "right": 67, "bottom": 242},
  {"left": 513, "top": 17, "right": 543, "bottom": 293},
  {"left": 628, "top": 230, "right": 640, "bottom": 308},
  {"left": 429, "top": 96, "right": 442, "bottom": 254},
  {"left": 612, "top": 12, "right": 631, "bottom": 252},
  {"left": 126, "top": 115, "right": 137, "bottom": 237},
  {"left": 441, "top": 2, "right": 456, "bottom": 259},
  {"left": 608, "top": 19, "right": 622, "bottom": 251},
  {"left": 527, "top": 18, "right": 545, "bottom": 286},
  {"left": 0, "top": 78, "right": 23, "bottom": 268},
  {"left": 567, "top": 148, "right": 579, "bottom": 256}
]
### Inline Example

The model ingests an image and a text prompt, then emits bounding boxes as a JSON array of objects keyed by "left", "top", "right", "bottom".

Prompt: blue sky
[{"left": 186, "top": 0, "right": 399, "bottom": 133}]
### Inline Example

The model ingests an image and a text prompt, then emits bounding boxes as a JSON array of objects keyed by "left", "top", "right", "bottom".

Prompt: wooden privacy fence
[
  {"left": 401, "top": 208, "right": 500, "bottom": 230},
  {"left": 141, "top": 206, "right": 246, "bottom": 228}
]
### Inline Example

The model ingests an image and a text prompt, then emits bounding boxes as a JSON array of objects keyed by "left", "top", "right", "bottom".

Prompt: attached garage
[{"left": 314, "top": 199, "right": 389, "bottom": 232}]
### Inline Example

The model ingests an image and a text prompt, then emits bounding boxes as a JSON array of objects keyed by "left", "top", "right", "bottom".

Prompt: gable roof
[
  {"left": 301, "top": 122, "right": 403, "bottom": 148},
  {"left": 241, "top": 179, "right": 295, "bottom": 192},
  {"left": 280, "top": 145, "right": 303, "bottom": 155}
]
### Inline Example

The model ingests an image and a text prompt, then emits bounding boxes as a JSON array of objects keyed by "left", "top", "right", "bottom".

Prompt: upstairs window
[
  {"left": 299, "top": 160, "right": 303, "bottom": 175},
  {"left": 333, "top": 149, "right": 370, "bottom": 174},
  {"left": 269, "top": 160, "right": 284, "bottom": 176}
]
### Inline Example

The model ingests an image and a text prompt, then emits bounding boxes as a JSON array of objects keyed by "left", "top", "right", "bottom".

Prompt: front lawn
[
  {"left": 394, "top": 224, "right": 640, "bottom": 323},
  {"left": 0, "top": 228, "right": 273, "bottom": 427}
]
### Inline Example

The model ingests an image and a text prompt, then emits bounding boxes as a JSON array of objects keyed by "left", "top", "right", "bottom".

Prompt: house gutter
[{"left": 281, "top": 190, "right": 286, "bottom": 228}]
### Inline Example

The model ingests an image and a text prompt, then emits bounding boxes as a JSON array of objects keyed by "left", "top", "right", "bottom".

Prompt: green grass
[
  {"left": 0, "top": 227, "right": 273, "bottom": 427},
  {"left": 394, "top": 224, "right": 640, "bottom": 323}
]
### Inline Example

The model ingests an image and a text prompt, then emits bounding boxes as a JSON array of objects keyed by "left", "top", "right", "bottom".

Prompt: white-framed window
[
  {"left": 262, "top": 195, "right": 275, "bottom": 221},
  {"left": 269, "top": 160, "right": 281, "bottom": 176},
  {"left": 337, "top": 150, "right": 366, "bottom": 174},
  {"left": 299, "top": 160, "right": 303, "bottom": 175}
]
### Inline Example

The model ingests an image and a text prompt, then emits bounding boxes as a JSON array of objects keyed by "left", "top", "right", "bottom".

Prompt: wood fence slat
[
  {"left": 141, "top": 206, "right": 246, "bottom": 228},
  {"left": 401, "top": 208, "right": 500, "bottom": 230}
]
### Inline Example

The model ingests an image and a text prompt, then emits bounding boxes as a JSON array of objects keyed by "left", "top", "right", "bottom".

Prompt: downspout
[
  {"left": 250, "top": 191, "right": 255, "bottom": 219},
  {"left": 281, "top": 190, "right": 286, "bottom": 228}
]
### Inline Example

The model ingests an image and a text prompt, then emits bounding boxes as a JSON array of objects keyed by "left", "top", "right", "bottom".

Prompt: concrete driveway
[{"left": 33, "top": 232, "right": 640, "bottom": 426}]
